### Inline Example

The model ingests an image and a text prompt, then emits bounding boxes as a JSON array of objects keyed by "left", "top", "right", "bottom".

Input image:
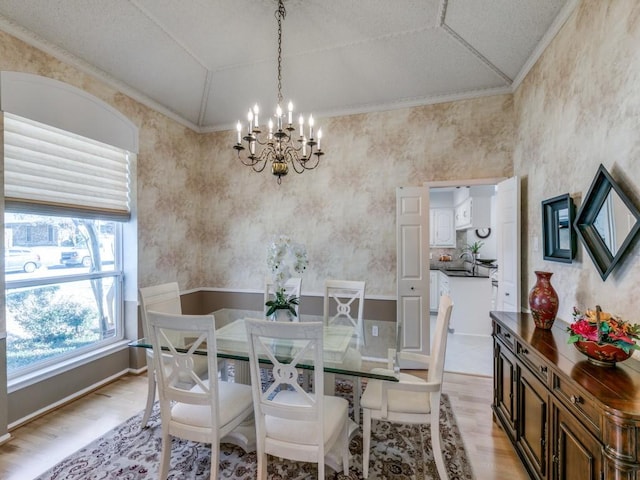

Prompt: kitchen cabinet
[
  {"left": 491, "top": 312, "right": 633, "bottom": 480},
  {"left": 429, "top": 270, "right": 439, "bottom": 312},
  {"left": 429, "top": 208, "right": 455, "bottom": 247},
  {"left": 454, "top": 195, "right": 491, "bottom": 230}
]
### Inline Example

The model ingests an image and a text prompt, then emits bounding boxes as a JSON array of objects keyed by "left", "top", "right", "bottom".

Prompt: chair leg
[
  {"left": 342, "top": 416, "right": 349, "bottom": 475},
  {"left": 431, "top": 405, "right": 448, "bottom": 480},
  {"left": 140, "top": 367, "right": 156, "bottom": 428},
  {"left": 159, "top": 430, "right": 171, "bottom": 479},
  {"left": 257, "top": 451, "right": 268, "bottom": 480},
  {"left": 219, "top": 359, "right": 228, "bottom": 381},
  {"left": 362, "top": 408, "right": 371, "bottom": 478},
  {"left": 353, "top": 378, "right": 361, "bottom": 424},
  {"left": 210, "top": 444, "right": 219, "bottom": 480}
]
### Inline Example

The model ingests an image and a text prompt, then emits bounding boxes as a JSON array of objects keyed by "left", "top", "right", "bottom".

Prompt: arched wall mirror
[
  {"left": 542, "top": 193, "right": 576, "bottom": 263},
  {"left": 573, "top": 164, "right": 640, "bottom": 280}
]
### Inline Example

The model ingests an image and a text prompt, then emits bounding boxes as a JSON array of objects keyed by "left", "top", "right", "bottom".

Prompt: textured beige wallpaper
[
  {"left": 198, "top": 97, "right": 514, "bottom": 295},
  {"left": 514, "top": 0, "right": 640, "bottom": 323}
]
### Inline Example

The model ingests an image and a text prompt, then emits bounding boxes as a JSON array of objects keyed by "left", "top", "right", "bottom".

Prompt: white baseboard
[
  {"left": 128, "top": 365, "right": 148, "bottom": 375},
  {"left": 0, "top": 432, "right": 11, "bottom": 446}
]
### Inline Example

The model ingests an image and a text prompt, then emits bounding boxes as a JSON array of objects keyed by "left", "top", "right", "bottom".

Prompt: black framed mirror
[
  {"left": 542, "top": 193, "right": 576, "bottom": 263},
  {"left": 574, "top": 164, "right": 640, "bottom": 280}
]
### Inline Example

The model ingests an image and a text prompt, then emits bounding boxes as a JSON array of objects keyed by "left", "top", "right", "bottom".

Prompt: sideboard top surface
[{"left": 491, "top": 310, "right": 640, "bottom": 419}]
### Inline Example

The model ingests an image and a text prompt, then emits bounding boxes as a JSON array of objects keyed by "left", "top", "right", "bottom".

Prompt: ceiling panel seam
[
  {"left": 439, "top": 0, "right": 512, "bottom": 85},
  {"left": 198, "top": 71, "right": 214, "bottom": 127},
  {"left": 130, "top": 0, "right": 207, "bottom": 69}
]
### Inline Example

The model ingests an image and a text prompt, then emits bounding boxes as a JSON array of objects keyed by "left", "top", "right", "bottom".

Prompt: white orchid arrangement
[{"left": 265, "top": 235, "right": 308, "bottom": 316}]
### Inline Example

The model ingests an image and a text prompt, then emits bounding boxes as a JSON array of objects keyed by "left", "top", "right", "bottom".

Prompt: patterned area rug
[{"left": 35, "top": 380, "right": 474, "bottom": 479}]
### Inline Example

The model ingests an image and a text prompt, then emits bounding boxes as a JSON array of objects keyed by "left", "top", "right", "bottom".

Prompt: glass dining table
[
  {"left": 129, "top": 308, "right": 398, "bottom": 466},
  {"left": 129, "top": 307, "right": 399, "bottom": 386}
]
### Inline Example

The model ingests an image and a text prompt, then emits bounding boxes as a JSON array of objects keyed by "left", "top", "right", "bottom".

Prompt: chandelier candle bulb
[
  {"left": 288, "top": 101, "right": 293, "bottom": 124},
  {"left": 236, "top": 122, "right": 242, "bottom": 144},
  {"left": 302, "top": 136, "right": 307, "bottom": 156},
  {"left": 309, "top": 115, "right": 314, "bottom": 139},
  {"left": 317, "top": 129, "right": 322, "bottom": 150},
  {"left": 253, "top": 104, "right": 259, "bottom": 129},
  {"left": 247, "top": 110, "right": 253, "bottom": 132},
  {"left": 299, "top": 115, "right": 304, "bottom": 136}
]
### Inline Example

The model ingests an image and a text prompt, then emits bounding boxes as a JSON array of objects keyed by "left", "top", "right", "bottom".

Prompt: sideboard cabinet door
[
  {"left": 518, "top": 364, "right": 549, "bottom": 480},
  {"left": 551, "top": 399, "right": 602, "bottom": 480},
  {"left": 494, "top": 339, "right": 517, "bottom": 441}
]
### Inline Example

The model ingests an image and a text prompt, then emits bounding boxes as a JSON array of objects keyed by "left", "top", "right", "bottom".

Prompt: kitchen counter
[{"left": 429, "top": 264, "right": 490, "bottom": 278}]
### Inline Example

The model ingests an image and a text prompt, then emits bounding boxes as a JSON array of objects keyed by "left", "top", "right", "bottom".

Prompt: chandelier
[{"left": 233, "top": 0, "right": 324, "bottom": 184}]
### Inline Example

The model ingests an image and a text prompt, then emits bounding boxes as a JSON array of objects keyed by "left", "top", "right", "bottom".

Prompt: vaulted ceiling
[{"left": 0, "top": 0, "right": 577, "bottom": 133}]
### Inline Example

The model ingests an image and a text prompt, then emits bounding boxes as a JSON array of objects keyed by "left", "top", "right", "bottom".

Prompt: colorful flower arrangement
[
  {"left": 567, "top": 306, "right": 640, "bottom": 354},
  {"left": 265, "top": 235, "right": 308, "bottom": 317}
]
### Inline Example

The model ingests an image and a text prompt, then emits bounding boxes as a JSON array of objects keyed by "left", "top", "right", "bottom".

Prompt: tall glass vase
[{"left": 528, "top": 271, "right": 559, "bottom": 329}]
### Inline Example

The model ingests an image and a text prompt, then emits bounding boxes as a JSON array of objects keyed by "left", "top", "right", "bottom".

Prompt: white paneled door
[
  {"left": 396, "top": 186, "right": 429, "bottom": 361},
  {"left": 496, "top": 176, "right": 521, "bottom": 312}
]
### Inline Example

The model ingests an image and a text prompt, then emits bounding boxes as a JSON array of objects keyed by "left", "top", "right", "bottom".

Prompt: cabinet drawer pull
[
  {"left": 522, "top": 348, "right": 529, "bottom": 355},
  {"left": 539, "top": 365, "right": 547, "bottom": 374},
  {"left": 570, "top": 394, "right": 583, "bottom": 405},
  {"left": 503, "top": 333, "right": 511, "bottom": 339}
]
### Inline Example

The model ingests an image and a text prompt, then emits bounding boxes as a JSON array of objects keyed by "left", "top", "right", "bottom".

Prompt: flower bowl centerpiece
[
  {"left": 265, "top": 235, "right": 308, "bottom": 321},
  {"left": 567, "top": 305, "right": 640, "bottom": 367}
]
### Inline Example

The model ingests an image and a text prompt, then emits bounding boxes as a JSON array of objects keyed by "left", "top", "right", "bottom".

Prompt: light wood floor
[{"left": 0, "top": 372, "right": 528, "bottom": 480}]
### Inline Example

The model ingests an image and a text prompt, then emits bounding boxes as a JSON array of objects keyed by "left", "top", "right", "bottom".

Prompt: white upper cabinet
[
  {"left": 454, "top": 187, "right": 492, "bottom": 231},
  {"left": 430, "top": 208, "right": 456, "bottom": 247}
]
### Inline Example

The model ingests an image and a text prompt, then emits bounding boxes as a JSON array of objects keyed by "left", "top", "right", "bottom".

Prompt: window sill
[{"left": 8, "top": 339, "right": 130, "bottom": 393}]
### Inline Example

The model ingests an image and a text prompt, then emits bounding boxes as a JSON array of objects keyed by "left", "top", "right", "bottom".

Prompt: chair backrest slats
[
  {"left": 139, "top": 282, "right": 181, "bottom": 338},
  {"left": 147, "top": 311, "right": 219, "bottom": 408},
  {"left": 428, "top": 295, "right": 453, "bottom": 384},
  {"left": 245, "top": 319, "right": 324, "bottom": 424},
  {"left": 323, "top": 279, "right": 365, "bottom": 328}
]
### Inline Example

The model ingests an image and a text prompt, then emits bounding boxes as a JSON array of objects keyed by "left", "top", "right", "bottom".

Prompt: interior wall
[
  {"left": 197, "top": 96, "right": 515, "bottom": 296},
  {"left": 513, "top": 0, "right": 640, "bottom": 323}
]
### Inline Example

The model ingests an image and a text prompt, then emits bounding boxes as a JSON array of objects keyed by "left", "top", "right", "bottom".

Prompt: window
[
  {"left": 5, "top": 212, "right": 122, "bottom": 375},
  {"left": 4, "top": 111, "right": 131, "bottom": 378}
]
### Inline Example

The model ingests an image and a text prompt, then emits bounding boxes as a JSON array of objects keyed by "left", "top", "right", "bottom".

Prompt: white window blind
[{"left": 4, "top": 112, "right": 131, "bottom": 220}]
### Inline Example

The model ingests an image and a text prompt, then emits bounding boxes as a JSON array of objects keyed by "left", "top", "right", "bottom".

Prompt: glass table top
[{"left": 129, "top": 308, "right": 398, "bottom": 381}]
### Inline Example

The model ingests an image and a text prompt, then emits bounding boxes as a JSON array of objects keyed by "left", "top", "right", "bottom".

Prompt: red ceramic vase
[{"left": 528, "top": 271, "right": 559, "bottom": 329}]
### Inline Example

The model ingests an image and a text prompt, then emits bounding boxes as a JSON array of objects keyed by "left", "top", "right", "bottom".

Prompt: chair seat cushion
[
  {"left": 360, "top": 376, "right": 431, "bottom": 414},
  {"left": 172, "top": 380, "right": 252, "bottom": 428},
  {"left": 264, "top": 390, "right": 348, "bottom": 445}
]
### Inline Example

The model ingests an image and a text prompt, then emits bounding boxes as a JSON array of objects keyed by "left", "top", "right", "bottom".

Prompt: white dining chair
[
  {"left": 147, "top": 311, "right": 254, "bottom": 480},
  {"left": 244, "top": 318, "right": 350, "bottom": 479},
  {"left": 138, "top": 282, "right": 226, "bottom": 428},
  {"left": 323, "top": 279, "right": 366, "bottom": 340},
  {"left": 360, "top": 294, "right": 453, "bottom": 480},
  {"left": 138, "top": 282, "right": 183, "bottom": 428},
  {"left": 323, "top": 279, "right": 366, "bottom": 422},
  {"left": 264, "top": 276, "right": 303, "bottom": 317}
]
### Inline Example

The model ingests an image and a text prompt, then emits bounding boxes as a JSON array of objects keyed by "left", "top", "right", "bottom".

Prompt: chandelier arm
[{"left": 236, "top": 150, "right": 262, "bottom": 168}]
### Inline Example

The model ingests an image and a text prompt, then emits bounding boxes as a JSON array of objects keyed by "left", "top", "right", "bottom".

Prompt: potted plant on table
[
  {"left": 265, "top": 235, "right": 308, "bottom": 321},
  {"left": 567, "top": 305, "right": 640, "bottom": 366}
]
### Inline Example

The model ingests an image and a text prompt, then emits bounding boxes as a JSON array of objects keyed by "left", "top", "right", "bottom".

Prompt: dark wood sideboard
[{"left": 491, "top": 311, "right": 640, "bottom": 480}]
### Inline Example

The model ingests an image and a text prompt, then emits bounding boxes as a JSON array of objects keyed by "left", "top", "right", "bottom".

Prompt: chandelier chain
[{"left": 275, "top": 0, "right": 286, "bottom": 106}]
